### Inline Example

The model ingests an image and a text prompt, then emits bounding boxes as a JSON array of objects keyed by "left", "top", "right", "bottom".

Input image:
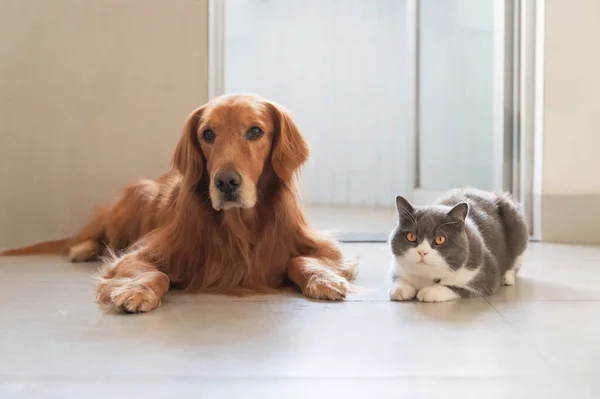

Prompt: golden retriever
[{"left": 2, "top": 94, "right": 358, "bottom": 312}]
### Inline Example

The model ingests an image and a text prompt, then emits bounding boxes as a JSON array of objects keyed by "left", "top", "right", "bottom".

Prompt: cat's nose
[{"left": 417, "top": 250, "right": 429, "bottom": 257}]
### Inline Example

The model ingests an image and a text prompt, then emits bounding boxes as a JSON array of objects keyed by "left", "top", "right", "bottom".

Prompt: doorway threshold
[{"left": 304, "top": 203, "right": 395, "bottom": 244}]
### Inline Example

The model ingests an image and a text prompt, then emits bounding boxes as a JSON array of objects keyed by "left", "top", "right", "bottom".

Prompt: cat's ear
[
  {"left": 448, "top": 202, "right": 469, "bottom": 221},
  {"left": 395, "top": 196, "right": 415, "bottom": 215}
]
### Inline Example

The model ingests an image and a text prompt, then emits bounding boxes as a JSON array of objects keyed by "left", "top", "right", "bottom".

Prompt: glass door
[
  {"left": 211, "top": 0, "right": 519, "bottom": 240},
  {"left": 409, "top": 0, "right": 516, "bottom": 205},
  {"left": 220, "top": 0, "right": 410, "bottom": 240}
]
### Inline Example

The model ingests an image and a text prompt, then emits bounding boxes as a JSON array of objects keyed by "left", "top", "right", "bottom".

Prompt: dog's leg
[
  {"left": 287, "top": 256, "right": 351, "bottom": 301},
  {"left": 69, "top": 240, "right": 102, "bottom": 262},
  {"left": 96, "top": 251, "right": 169, "bottom": 313},
  {"left": 287, "top": 233, "right": 358, "bottom": 300}
]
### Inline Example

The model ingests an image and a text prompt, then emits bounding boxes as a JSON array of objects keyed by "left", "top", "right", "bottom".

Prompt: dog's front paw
[
  {"left": 416, "top": 285, "right": 460, "bottom": 303},
  {"left": 97, "top": 278, "right": 162, "bottom": 313},
  {"left": 303, "top": 272, "right": 350, "bottom": 301},
  {"left": 389, "top": 282, "right": 417, "bottom": 301}
]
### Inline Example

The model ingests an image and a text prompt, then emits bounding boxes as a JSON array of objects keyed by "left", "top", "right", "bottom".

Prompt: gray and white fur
[{"left": 388, "top": 188, "right": 528, "bottom": 303}]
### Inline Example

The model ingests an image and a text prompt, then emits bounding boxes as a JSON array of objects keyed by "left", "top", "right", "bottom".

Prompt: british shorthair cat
[{"left": 389, "top": 188, "right": 528, "bottom": 303}]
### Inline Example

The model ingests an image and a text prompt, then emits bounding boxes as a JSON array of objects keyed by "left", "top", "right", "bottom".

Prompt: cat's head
[{"left": 390, "top": 196, "right": 469, "bottom": 271}]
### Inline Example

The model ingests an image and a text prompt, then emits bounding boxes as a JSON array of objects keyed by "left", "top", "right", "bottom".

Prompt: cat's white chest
[
  {"left": 399, "top": 271, "right": 432, "bottom": 291},
  {"left": 392, "top": 258, "right": 440, "bottom": 290},
  {"left": 392, "top": 256, "right": 479, "bottom": 291}
]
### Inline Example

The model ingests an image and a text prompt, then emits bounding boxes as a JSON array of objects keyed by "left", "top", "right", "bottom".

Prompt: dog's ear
[
  {"left": 267, "top": 101, "right": 309, "bottom": 181},
  {"left": 173, "top": 105, "right": 206, "bottom": 184}
]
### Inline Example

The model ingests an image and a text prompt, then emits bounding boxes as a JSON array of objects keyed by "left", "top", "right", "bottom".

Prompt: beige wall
[
  {"left": 0, "top": 0, "right": 209, "bottom": 249},
  {"left": 540, "top": 0, "right": 600, "bottom": 243}
]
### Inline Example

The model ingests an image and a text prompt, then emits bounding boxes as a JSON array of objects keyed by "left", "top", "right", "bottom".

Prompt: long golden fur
[{"left": 2, "top": 94, "right": 358, "bottom": 312}]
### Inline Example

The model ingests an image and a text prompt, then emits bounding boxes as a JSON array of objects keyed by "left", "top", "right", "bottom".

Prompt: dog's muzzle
[{"left": 214, "top": 169, "right": 242, "bottom": 208}]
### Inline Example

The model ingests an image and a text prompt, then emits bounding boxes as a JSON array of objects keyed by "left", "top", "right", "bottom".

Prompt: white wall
[
  {"left": 225, "top": 0, "right": 409, "bottom": 206},
  {"left": 538, "top": 0, "right": 600, "bottom": 243},
  {"left": 0, "top": 0, "right": 209, "bottom": 249},
  {"left": 542, "top": 0, "right": 600, "bottom": 196}
]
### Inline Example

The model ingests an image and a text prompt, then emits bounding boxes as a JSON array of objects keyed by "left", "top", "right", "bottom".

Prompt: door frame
[
  {"left": 208, "top": 0, "right": 226, "bottom": 100},
  {"left": 530, "top": 0, "right": 545, "bottom": 241}
]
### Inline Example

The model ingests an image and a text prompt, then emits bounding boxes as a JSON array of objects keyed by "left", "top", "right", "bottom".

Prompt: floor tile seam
[
  {"left": 0, "top": 373, "right": 568, "bottom": 382},
  {"left": 483, "top": 296, "right": 557, "bottom": 370}
]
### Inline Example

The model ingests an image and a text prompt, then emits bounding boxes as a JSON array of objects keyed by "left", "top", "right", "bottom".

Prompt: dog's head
[{"left": 173, "top": 94, "right": 309, "bottom": 211}]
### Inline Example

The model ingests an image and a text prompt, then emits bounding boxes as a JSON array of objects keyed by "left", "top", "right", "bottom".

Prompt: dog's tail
[
  {"left": 2, "top": 204, "right": 111, "bottom": 257},
  {"left": 1, "top": 238, "right": 71, "bottom": 256}
]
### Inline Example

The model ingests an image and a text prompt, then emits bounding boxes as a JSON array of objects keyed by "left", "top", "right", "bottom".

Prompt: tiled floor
[{"left": 1, "top": 242, "right": 600, "bottom": 398}]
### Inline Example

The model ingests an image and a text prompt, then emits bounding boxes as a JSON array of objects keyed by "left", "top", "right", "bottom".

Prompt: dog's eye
[
  {"left": 246, "top": 126, "right": 264, "bottom": 141},
  {"left": 202, "top": 129, "right": 215, "bottom": 143}
]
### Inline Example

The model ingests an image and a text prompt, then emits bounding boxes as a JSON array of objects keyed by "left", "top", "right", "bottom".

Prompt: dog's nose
[{"left": 214, "top": 169, "right": 242, "bottom": 194}]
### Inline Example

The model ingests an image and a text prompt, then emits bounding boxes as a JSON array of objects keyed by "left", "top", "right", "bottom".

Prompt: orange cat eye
[
  {"left": 406, "top": 232, "right": 417, "bottom": 242},
  {"left": 434, "top": 236, "right": 446, "bottom": 245}
]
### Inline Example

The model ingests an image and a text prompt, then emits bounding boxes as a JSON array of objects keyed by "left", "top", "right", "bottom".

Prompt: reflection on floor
[{"left": 2, "top": 242, "right": 600, "bottom": 398}]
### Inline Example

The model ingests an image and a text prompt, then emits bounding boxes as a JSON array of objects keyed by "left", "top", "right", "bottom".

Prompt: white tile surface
[
  {"left": 15, "top": 376, "right": 593, "bottom": 399},
  {"left": 1, "top": 242, "right": 600, "bottom": 397}
]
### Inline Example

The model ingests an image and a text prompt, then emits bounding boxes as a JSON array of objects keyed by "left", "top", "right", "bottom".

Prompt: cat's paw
[
  {"left": 417, "top": 285, "right": 460, "bottom": 303},
  {"left": 389, "top": 282, "right": 417, "bottom": 301},
  {"left": 502, "top": 270, "right": 516, "bottom": 286}
]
